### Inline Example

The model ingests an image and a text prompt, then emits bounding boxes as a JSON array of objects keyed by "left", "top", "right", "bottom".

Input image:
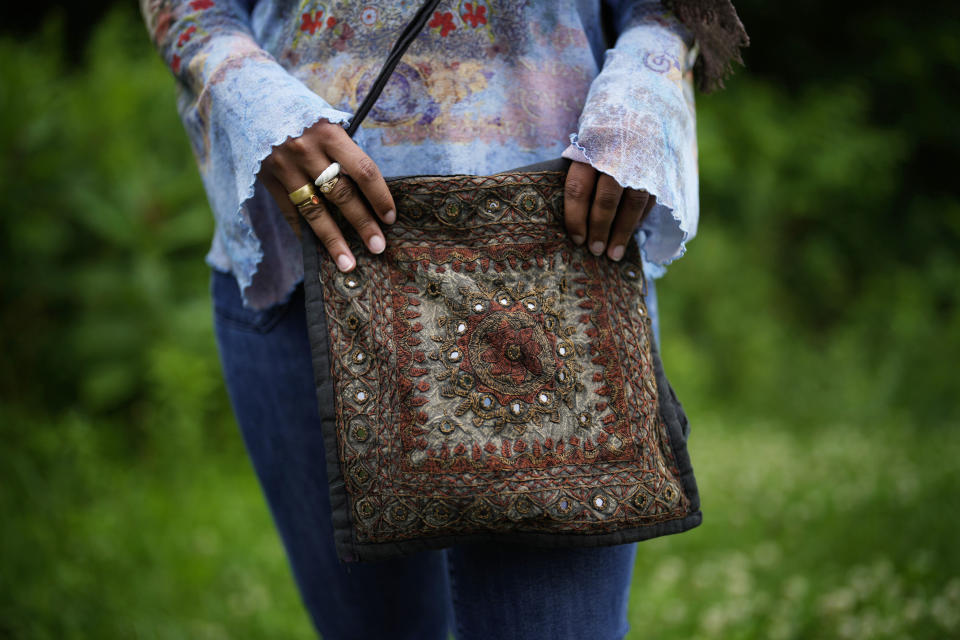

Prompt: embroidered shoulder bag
[{"left": 300, "top": 0, "right": 701, "bottom": 562}]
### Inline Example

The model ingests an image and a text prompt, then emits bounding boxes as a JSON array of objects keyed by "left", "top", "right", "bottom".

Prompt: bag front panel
[{"left": 314, "top": 171, "right": 694, "bottom": 550}]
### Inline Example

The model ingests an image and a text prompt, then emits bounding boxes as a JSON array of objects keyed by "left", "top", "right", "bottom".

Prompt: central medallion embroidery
[
  {"left": 472, "top": 312, "right": 552, "bottom": 393},
  {"left": 430, "top": 280, "right": 584, "bottom": 436}
]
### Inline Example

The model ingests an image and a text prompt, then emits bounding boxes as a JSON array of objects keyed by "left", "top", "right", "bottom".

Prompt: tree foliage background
[{"left": 1, "top": 2, "right": 958, "bottom": 638}]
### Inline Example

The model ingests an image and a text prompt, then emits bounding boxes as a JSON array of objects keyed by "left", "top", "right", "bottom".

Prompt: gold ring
[
  {"left": 288, "top": 183, "right": 316, "bottom": 206},
  {"left": 296, "top": 197, "right": 324, "bottom": 216},
  {"left": 318, "top": 175, "right": 341, "bottom": 194}
]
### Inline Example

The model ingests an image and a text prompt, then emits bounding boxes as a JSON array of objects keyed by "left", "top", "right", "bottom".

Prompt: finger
[
  {"left": 259, "top": 170, "right": 303, "bottom": 237},
  {"left": 606, "top": 189, "right": 649, "bottom": 262},
  {"left": 564, "top": 162, "right": 596, "bottom": 245},
  {"left": 587, "top": 174, "right": 624, "bottom": 256},
  {"left": 264, "top": 156, "right": 356, "bottom": 272},
  {"left": 640, "top": 193, "right": 657, "bottom": 224},
  {"left": 321, "top": 173, "right": 387, "bottom": 255},
  {"left": 297, "top": 144, "right": 386, "bottom": 255},
  {"left": 320, "top": 127, "right": 396, "bottom": 224},
  {"left": 298, "top": 200, "right": 358, "bottom": 272}
]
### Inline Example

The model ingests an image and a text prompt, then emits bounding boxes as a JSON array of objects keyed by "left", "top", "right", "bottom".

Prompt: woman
[{"left": 141, "top": 1, "right": 745, "bottom": 637}]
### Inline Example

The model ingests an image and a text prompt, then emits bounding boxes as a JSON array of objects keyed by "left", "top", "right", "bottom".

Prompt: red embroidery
[
  {"left": 171, "top": 54, "right": 181, "bottom": 73},
  {"left": 461, "top": 3, "right": 487, "bottom": 28},
  {"left": 332, "top": 22, "right": 355, "bottom": 52},
  {"left": 327, "top": 16, "right": 337, "bottom": 28},
  {"left": 154, "top": 11, "right": 173, "bottom": 42},
  {"left": 480, "top": 319, "right": 544, "bottom": 384},
  {"left": 300, "top": 11, "right": 324, "bottom": 34},
  {"left": 428, "top": 11, "right": 456, "bottom": 37},
  {"left": 189, "top": 0, "right": 214, "bottom": 10},
  {"left": 177, "top": 25, "right": 196, "bottom": 47}
]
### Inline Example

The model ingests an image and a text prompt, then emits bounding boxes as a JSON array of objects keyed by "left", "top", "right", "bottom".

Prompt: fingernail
[
  {"left": 336, "top": 254, "right": 355, "bottom": 271},
  {"left": 610, "top": 245, "right": 625, "bottom": 261},
  {"left": 369, "top": 235, "right": 385, "bottom": 254},
  {"left": 590, "top": 241, "right": 605, "bottom": 256},
  {"left": 571, "top": 234, "right": 584, "bottom": 245},
  {"left": 384, "top": 209, "right": 396, "bottom": 224}
]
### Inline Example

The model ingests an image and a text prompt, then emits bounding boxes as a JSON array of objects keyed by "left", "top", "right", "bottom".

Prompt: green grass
[
  {"left": 0, "top": 406, "right": 313, "bottom": 640},
  {"left": 628, "top": 421, "right": 960, "bottom": 639},
  {"left": 3, "top": 406, "right": 957, "bottom": 639}
]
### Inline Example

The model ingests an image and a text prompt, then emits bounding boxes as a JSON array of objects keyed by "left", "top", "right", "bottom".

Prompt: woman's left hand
[{"left": 563, "top": 161, "right": 656, "bottom": 261}]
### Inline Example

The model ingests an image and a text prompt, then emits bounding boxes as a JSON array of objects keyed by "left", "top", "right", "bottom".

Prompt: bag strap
[{"left": 345, "top": 0, "right": 443, "bottom": 137}]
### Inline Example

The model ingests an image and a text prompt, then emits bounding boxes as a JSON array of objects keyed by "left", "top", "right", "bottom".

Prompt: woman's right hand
[{"left": 259, "top": 118, "right": 396, "bottom": 272}]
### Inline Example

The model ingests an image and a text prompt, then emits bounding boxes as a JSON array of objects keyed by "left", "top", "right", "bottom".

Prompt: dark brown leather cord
[{"left": 346, "top": 0, "right": 442, "bottom": 137}]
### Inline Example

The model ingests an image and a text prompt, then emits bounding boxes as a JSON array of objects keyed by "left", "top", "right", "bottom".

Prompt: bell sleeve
[
  {"left": 562, "top": 0, "right": 699, "bottom": 277},
  {"left": 140, "top": 0, "right": 352, "bottom": 304}
]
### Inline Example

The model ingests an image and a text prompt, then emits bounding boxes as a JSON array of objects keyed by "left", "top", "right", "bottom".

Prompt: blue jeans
[{"left": 212, "top": 269, "right": 638, "bottom": 640}]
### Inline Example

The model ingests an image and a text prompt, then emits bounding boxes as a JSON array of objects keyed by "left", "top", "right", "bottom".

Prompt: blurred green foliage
[
  {"left": 0, "top": 3, "right": 958, "bottom": 638},
  {"left": 667, "top": 77, "right": 960, "bottom": 429},
  {"left": 0, "top": 9, "right": 216, "bottom": 419}
]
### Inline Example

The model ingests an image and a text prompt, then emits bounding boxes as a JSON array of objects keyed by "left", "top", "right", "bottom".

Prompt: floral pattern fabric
[{"left": 141, "top": 0, "right": 699, "bottom": 308}]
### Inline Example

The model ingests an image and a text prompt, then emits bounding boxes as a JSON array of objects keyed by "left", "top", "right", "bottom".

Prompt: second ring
[{"left": 315, "top": 162, "right": 342, "bottom": 194}]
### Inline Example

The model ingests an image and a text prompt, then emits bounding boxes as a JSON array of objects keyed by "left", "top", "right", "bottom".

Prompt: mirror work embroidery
[{"left": 317, "top": 171, "right": 692, "bottom": 544}]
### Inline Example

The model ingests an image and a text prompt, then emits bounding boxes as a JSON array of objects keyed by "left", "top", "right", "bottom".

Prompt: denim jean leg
[
  {"left": 211, "top": 270, "right": 450, "bottom": 640},
  {"left": 446, "top": 542, "right": 637, "bottom": 640}
]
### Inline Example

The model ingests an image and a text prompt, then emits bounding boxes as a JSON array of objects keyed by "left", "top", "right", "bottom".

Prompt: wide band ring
[
  {"left": 288, "top": 183, "right": 317, "bottom": 206},
  {"left": 318, "top": 174, "right": 341, "bottom": 194},
  {"left": 314, "top": 162, "right": 341, "bottom": 188}
]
